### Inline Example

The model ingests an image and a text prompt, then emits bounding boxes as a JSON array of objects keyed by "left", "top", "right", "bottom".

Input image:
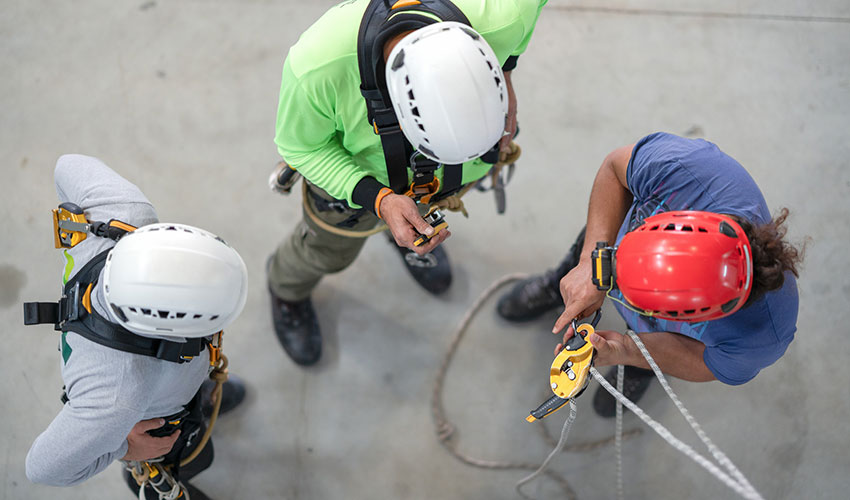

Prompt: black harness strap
[
  {"left": 357, "top": 0, "right": 471, "bottom": 196},
  {"left": 24, "top": 249, "right": 208, "bottom": 364}
]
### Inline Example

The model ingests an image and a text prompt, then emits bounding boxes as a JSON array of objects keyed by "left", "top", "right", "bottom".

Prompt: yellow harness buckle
[{"left": 53, "top": 203, "right": 89, "bottom": 248}]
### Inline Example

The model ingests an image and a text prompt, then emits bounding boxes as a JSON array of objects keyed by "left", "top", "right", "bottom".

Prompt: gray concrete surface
[{"left": 2, "top": 0, "right": 849, "bottom": 499}]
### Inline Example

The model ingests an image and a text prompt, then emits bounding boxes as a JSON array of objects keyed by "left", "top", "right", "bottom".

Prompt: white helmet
[
  {"left": 385, "top": 21, "right": 508, "bottom": 164},
  {"left": 102, "top": 223, "right": 248, "bottom": 338}
]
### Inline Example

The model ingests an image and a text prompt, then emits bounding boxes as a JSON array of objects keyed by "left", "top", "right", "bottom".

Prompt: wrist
[{"left": 375, "top": 188, "right": 394, "bottom": 219}]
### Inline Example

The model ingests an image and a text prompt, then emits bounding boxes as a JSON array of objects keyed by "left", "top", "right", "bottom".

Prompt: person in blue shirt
[{"left": 498, "top": 132, "right": 803, "bottom": 416}]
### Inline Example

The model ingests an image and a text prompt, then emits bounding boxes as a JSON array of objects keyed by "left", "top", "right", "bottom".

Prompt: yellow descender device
[{"left": 526, "top": 311, "right": 602, "bottom": 423}]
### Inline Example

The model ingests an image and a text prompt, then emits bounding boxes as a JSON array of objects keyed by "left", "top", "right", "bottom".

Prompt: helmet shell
[
  {"left": 385, "top": 21, "right": 508, "bottom": 164},
  {"left": 102, "top": 223, "right": 248, "bottom": 338},
  {"left": 615, "top": 211, "right": 753, "bottom": 321}
]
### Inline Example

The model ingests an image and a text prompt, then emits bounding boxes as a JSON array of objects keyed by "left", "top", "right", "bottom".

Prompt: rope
[
  {"left": 615, "top": 364, "right": 624, "bottom": 500},
  {"left": 180, "top": 354, "right": 228, "bottom": 467},
  {"left": 515, "top": 400, "right": 578, "bottom": 499},
  {"left": 431, "top": 274, "right": 641, "bottom": 500},
  {"left": 606, "top": 331, "right": 764, "bottom": 499},
  {"left": 301, "top": 142, "right": 523, "bottom": 238}
]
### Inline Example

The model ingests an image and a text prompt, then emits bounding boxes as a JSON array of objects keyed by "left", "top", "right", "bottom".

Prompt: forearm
[
  {"left": 26, "top": 405, "right": 136, "bottom": 486},
  {"left": 624, "top": 331, "right": 716, "bottom": 382},
  {"left": 580, "top": 150, "right": 633, "bottom": 262}
]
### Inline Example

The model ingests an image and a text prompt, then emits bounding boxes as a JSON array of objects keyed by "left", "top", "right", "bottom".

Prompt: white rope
[
  {"left": 515, "top": 400, "right": 578, "bottom": 499},
  {"left": 593, "top": 329, "right": 763, "bottom": 500},
  {"left": 615, "top": 364, "right": 624, "bottom": 500},
  {"left": 619, "top": 330, "right": 763, "bottom": 497}
]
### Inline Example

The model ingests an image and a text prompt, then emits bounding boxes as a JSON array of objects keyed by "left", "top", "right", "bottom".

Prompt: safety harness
[
  {"left": 357, "top": 0, "right": 480, "bottom": 202},
  {"left": 23, "top": 202, "right": 230, "bottom": 500},
  {"left": 23, "top": 202, "right": 210, "bottom": 364}
]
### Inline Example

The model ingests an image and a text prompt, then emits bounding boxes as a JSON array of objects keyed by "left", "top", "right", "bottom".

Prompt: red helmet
[{"left": 615, "top": 211, "right": 753, "bottom": 321}]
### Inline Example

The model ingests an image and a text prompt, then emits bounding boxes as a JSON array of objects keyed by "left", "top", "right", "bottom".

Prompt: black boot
[
  {"left": 592, "top": 365, "right": 655, "bottom": 418},
  {"left": 269, "top": 289, "right": 322, "bottom": 366},
  {"left": 201, "top": 374, "right": 247, "bottom": 419},
  {"left": 391, "top": 238, "right": 452, "bottom": 295},
  {"left": 497, "top": 227, "right": 586, "bottom": 322}
]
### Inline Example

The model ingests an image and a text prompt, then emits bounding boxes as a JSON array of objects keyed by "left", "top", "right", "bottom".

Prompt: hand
[
  {"left": 499, "top": 71, "right": 517, "bottom": 153},
  {"left": 551, "top": 260, "right": 606, "bottom": 341},
  {"left": 122, "top": 418, "right": 180, "bottom": 461},
  {"left": 555, "top": 330, "right": 636, "bottom": 366},
  {"left": 379, "top": 194, "right": 450, "bottom": 256}
]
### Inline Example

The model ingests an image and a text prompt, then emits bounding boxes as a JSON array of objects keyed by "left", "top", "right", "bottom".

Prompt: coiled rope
[{"left": 431, "top": 274, "right": 641, "bottom": 500}]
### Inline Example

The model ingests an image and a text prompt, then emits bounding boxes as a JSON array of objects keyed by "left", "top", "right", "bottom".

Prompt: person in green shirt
[{"left": 268, "top": 0, "right": 547, "bottom": 366}]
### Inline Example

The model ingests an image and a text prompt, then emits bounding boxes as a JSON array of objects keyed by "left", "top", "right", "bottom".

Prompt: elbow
[{"left": 26, "top": 447, "right": 86, "bottom": 487}]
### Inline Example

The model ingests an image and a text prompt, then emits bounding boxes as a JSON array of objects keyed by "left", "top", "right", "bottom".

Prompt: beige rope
[
  {"left": 301, "top": 142, "right": 523, "bottom": 238},
  {"left": 431, "top": 274, "right": 642, "bottom": 499},
  {"left": 179, "top": 354, "right": 228, "bottom": 467}
]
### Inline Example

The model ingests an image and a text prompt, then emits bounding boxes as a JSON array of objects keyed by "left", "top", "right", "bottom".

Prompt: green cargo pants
[{"left": 268, "top": 183, "right": 381, "bottom": 302}]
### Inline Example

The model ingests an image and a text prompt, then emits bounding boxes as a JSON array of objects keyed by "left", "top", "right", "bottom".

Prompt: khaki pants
[{"left": 268, "top": 183, "right": 381, "bottom": 301}]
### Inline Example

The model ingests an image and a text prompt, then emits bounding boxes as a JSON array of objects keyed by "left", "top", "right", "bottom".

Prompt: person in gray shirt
[{"left": 25, "top": 154, "right": 249, "bottom": 500}]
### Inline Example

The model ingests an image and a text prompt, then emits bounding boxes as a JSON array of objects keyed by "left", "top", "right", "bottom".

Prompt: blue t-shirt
[{"left": 610, "top": 132, "right": 798, "bottom": 385}]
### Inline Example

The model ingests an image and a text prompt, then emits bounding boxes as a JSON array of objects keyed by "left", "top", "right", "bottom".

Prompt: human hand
[
  {"left": 581, "top": 330, "right": 637, "bottom": 367},
  {"left": 499, "top": 71, "right": 517, "bottom": 153},
  {"left": 551, "top": 260, "right": 606, "bottom": 341},
  {"left": 379, "top": 194, "right": 450, "bottom": 256},
  {"left": 121, "top": 418, "right": 180, "bottom": 461}
]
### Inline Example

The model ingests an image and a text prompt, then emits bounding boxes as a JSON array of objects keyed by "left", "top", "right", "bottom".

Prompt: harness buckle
[
  {"left": 155, "top": 340, "right": 198, "bottom": 364},
  {"left": 53, "top": 203, "right": 90, "bottom": 248},
  {"left": 404, "top": 177, "right": 441, "bottom": 204},
  {"left": 372, "top": 118, "right": 402, "bottom": 136}
]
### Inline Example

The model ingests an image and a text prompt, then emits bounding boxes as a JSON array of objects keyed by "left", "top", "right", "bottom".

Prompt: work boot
[
  {"left": 201, "top": 374, "right": 247, "bottom": 419},
  {"left": 391, "top": 239, "right": 452, "bottom": 295},
  {"left": 269, "top": 289, "right": 322, "bottom": 366},
  {"left": 123, "top": 470, "right": 212, "bottom": 500},
  {"left": 497, "top": 227, "right": 586, "bottom": 322},
  {"left": 592, "top": 365, "right": 655, "bottom": 418}
]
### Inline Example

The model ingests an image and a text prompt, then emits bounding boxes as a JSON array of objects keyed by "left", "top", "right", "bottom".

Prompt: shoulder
[{"left": 286, "top": 1, "right": 364, "bottom": 80}]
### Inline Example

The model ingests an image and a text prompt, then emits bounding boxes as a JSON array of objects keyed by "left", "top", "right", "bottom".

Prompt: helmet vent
[
  {"left": 176, "top": 312, "right": 186, "bottom": 319},
  {"left": 698, "top": 227, "right": 708, "bottom": 233},
  {"left": 666, "top": 310, "right": 679, "bottom": 317},
  {"left": 210, "top": 315, "right": 219, "bottom": 321},
  {"left": 701, "top": 307, "right": 711, "bottom": 312},
  {"left": 141, "top": 308, "right": 151, "bottom": 315},
  {"left": 408, "top": 89, "right": 415, "bottom": 100},
  {"left": 649, "top": 225, "right": 659, "bottom": 231},
  {"left": 664, "top": 223, "right": 676, "bottom": 231},
  {"left": 718, "top": 221, "right": 738, "bottom": 238},
  {"left": 110, "top": 304, "right": 128, "bottom": 323},
  {"left": 721, "top": 298, "right": 739, "bottom": 313},
  {"left": 684, "top": 309, "right": 696, "bottom": 315},
  {"left": 158, "top": 310, "right": 169, "bottom": 318},
  {"left": 681, "top": 225, "right": 693, "bottom": 232},
  {"left": 411, "top": 106, "right": 420, "bottom": 117},
  {"left": 193, "top": 314, "right": 202, "bottom": 319}
]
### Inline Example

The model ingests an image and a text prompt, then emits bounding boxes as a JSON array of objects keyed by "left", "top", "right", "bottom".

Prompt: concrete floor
[{"left": 2, "top": 0, "right": 849, "bottom": 498}]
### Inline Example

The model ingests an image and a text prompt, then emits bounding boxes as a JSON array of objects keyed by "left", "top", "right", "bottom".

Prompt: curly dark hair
[{"left": 732, "top": 208, "right": 804, "bottom": 307}]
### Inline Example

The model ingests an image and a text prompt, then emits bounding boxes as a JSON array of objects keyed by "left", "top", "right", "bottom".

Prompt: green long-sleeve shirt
[{"left": 275, "top": 0, "right": 547, "bottom": 209}]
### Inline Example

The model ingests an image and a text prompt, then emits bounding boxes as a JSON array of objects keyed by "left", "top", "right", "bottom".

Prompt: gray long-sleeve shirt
[{"left": 26, "top": 155, "right": 209, "bottom": 486}]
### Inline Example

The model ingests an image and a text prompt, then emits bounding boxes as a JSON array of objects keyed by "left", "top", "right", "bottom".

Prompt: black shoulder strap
[
  {"left": 357, "top": 0, "right": 471, "bottom": 194},
  {"left": 24, "top": 249, "right": 207, "bottom": 364}
]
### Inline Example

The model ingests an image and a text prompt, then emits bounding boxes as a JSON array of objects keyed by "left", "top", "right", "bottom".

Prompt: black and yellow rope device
[{"left": 526, "top": 310, "right": 602, "bottom": 423}]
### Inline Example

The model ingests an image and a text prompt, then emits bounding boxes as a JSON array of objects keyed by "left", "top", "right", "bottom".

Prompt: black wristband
[
  {"left": 502, "top": 55, "right": 519, "bottom": 72},
  {"left": 351, "top": 176, "right": 387, "bottom": 215}
]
